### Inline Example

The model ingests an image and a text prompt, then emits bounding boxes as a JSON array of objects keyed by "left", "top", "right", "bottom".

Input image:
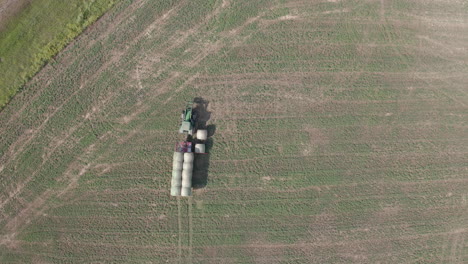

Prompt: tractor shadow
[
  {"left": 192, "top": 97, "right": 214, "bottom": 189},
  {"left": 192, "top": 133, "right": 214, "bottom": 189},
  {"left": 193, "top": 97, "right": 211, "bottom": 130}
]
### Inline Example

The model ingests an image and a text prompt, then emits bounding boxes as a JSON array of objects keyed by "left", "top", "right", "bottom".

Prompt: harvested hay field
[{"left": 0, "top": 0, "right": 467, "bottom": 263}]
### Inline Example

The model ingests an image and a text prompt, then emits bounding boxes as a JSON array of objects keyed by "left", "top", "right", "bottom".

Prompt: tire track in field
[
  {"left": 0, "top": 82, "right": 88, "bottom": 210},
  {"left": 120, "top": 0, "right": 263, "bottom": 125},
  {"left": 449, "top": 229, "right": 466, "bottom": 264},
  {"left": 441, "top": 227, "right": 466, "bottom": 264},
  {"left": 0, "top": 0, "right": 184, "bottom": 171},
  {"left": 0, "top": 0, "right": 185, "bottom": 222},
  {"left": 0, "top": 65, "right": 115, "bottom": 210},
  {"left": 0, "top": 0, "right": 146, "bottom": 132},
  {"left": 113, "top": 0, "right": 234, "bottom": 121},
  {"left": 0, "top": 0, "right": 184, "bottom": 173},
  {"left": 380, "top": 0, "right": 385, "bottom": 22},
  {"left": 0, "top": 80, "right": 120, "bottom": 244},
  {"left": 188, "top": 196, "right": 193, "bottom": 264},
  {"left": 177, "top": 196, "right": 182, "bottom": 264},
  {"left": 0, "top": 45, "right": 155, "bottom": 249},
  {"left": 399, "top": 4, "right": 468, "bottom": 109}
]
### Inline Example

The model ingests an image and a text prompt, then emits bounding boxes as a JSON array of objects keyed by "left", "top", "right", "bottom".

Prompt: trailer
[{"left": 170, "top": 101, "right": 208, "bottom": 197}]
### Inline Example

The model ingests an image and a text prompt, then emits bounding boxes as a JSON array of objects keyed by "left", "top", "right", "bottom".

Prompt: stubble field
[{"left": 0, "top": 0, "right": 467, "bottom": 263}]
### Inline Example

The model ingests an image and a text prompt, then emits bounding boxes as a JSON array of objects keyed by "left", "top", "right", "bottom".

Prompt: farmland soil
[{"left": 0, "top": 0, "right": 467, "bottom": 263}]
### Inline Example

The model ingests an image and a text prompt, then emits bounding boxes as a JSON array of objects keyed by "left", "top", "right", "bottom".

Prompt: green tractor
[{"left": 179, "top": 101, "right": 196, "bottom": 135}]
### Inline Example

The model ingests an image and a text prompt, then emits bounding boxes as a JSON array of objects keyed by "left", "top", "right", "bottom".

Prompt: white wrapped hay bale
[
  {"left": 181, "top": 167, "right": 192, "bottom": 197},
  {"left": 181, "top": 170, "right": 192, "bottom": 187},
  {"left": 184, "top": 152, "right": 194, "bottom": 163},
  {"left": 172, "top": 161, "right": 183, "bottom": 171},
  {"left": 173, "top": 152, "right": 184, "bottom": 162},
  {"left": 197, "top": 129, "right": 207, "bottom": 141},
  {"left": 195, "top": 143, "right": 205, "bottom": 153},
  {"left": 170, "top": 186, "right": 181, "bottom": 196},
  {"left": 183, "top": 162, "right": 193, "bottom": 171},
  {"left": 171, "top": 152, "right": 184, "bottom": 196},
  {"left": 181, "top": 187, "right": 192, "bottom": 197},
  {"left": 171, "top": 171, "right": 182, "bottom": 187}
]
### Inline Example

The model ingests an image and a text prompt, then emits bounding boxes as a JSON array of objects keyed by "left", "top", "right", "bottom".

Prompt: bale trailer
[{"left": 170, "top": 102, "right": 207, "bottom": 197}]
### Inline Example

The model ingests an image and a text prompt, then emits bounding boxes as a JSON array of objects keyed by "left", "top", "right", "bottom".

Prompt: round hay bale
[
  {"left": 173, "top": 152, "right": 184, "bottom": 162},
  {"left": 182, "top": 169, "right": 193, "bottom": 179},
  {"left": 197, "top": 129, "right": 208, "bottom": 141},
  {"left": 181, "top": 187, "right": 192, "bottom": 197},
  {"left": 184, "top": 152, "right": 194, "bottom": 163},
  {"left": 172, "top": 170, "right": 182, "bottom": 181},
  {"left": 182, "top": 169, "right": 192, "bottom": 187},
  {"left": 171, "top": 178, "right": 182, "bottom": 188},
  {"left": 172, "top": 161, "right": 183, "bottom": 171},
  {"left": 195, "top": 144, "right": 205, "bottom": 153},
  {"left": 183, "top": 162, "right": 193, "bottom": 171},
  {"left": 182, "top": 177, "right": 192, "bottom": 187},
  {"left": 171, "top": 186, "right": 181, "bottom": 196}
]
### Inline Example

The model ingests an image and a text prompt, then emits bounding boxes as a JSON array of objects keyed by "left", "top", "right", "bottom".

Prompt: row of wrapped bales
[
  {"left": 170, "top": 152, "right": 184, "bottom": 196},
  {"left": 181, "top": 152, "right": 194, "bottom": 196},
  {"left": 194, "top": 129, "right": 207, "bottom": 154}
]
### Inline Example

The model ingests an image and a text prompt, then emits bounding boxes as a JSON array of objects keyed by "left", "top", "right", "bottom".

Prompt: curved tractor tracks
[{"left": 176, "top": 196, "right": 194, "bottom": 264}]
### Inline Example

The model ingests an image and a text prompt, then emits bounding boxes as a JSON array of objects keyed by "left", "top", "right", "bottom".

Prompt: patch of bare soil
[
  {"left": 302, "top": 126, "right": 329, "bottom": 155},
  {"left": 1, "top": 189, "right": 53, "bottom": 248}
]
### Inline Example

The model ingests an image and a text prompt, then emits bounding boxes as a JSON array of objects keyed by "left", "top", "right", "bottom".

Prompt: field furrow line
[
  {"left": 188, "top": 196, "right": 193, "bottom": 264},
  {"left": 177, "top": 196, "right": 182, "bottom": 264}
]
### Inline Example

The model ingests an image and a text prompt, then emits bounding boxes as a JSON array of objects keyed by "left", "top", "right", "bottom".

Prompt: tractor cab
[
  {"left": 179, "top": 121, "right": 192, "bottom": 134},
  {"left": 179, "top": 101, "right": 196, "bottom": 135}
]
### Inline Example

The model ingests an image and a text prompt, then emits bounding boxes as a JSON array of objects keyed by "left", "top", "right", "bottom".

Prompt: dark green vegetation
[
  {"left": 0, "top": 0, "right": 118, "bottom": 107},
  {"left": 0, "top": 0, "right": 467, "bottom": 262}
]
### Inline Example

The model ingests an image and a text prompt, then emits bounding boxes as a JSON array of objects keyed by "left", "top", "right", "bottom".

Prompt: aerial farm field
[{"left": 0, "top": 0, "right": 467, "bottom": 263}]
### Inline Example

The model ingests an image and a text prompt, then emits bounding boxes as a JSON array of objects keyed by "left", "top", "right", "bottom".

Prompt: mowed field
[{"left": 0, "top": 0, "right": 467, "bottom": 262}]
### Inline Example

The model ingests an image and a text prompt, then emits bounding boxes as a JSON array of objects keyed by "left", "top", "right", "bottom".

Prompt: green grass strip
[{"left": 0, "top": 0, "right": 119, "bottom": 109}]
